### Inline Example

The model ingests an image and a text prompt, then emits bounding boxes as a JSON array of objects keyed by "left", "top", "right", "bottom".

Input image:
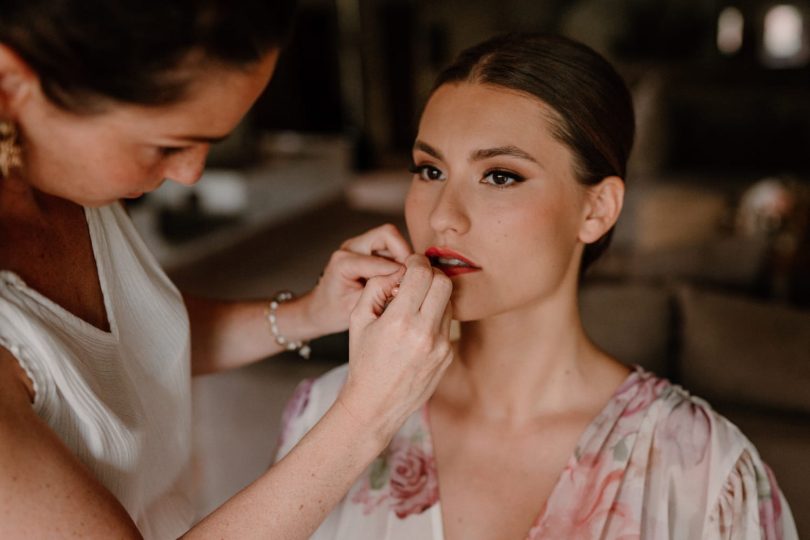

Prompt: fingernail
[{"left": 391, "top": 286, "right": 400, "bottom": 296}]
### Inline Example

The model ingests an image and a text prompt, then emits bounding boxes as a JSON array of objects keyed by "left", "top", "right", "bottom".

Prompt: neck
[
  {"left": 0, "top": 175, "right": 67, "bottom": 219},
  {"left": 441, "top": 275, "right": 623, "bottom": 426},
  {"left": 0, "top": 176, "right": 78, "bottom": 272}
]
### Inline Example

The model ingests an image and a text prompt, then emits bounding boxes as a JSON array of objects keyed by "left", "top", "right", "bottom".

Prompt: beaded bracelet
[{"left": 266, "top": 290, "right": 311, "bottom": 359}]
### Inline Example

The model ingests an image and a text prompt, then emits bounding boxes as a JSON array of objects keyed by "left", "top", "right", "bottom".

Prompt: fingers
[
  {"left": 420, "top": 269, "right": 453, "bottom": 332},
  {"left": 351, "top": 268, "right": 406, "bottom": 326},
  {"left": 334, "top": 252, "right": 404, "bottom": 282},
  {"left": 385, "top": 255, "right": 434, "bottom": 315},
  {"left": 341, "top": 224, "right": 412, "bottom": 263}
]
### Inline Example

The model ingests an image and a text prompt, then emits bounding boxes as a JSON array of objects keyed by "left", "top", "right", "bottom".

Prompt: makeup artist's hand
[
  {"left": 339, "top": 254, "right": 454, "bottom": 444},
  {"left": 299, "top": 224, "right": 412, "bottom": 339}
]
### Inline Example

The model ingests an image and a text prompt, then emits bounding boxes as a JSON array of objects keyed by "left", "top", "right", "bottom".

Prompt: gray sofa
[{"left": 580, "top": 280, "right": 810, "bottom": 536}]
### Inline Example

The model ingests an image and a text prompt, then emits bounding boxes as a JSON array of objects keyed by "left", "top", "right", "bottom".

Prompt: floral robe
[{"left": 274, "top": 365, "right": 798, "bottom": 539}]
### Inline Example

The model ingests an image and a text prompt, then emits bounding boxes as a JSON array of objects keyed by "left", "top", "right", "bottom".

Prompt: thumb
[{"left": 351, "top": 267, "right": 405, "bottom": 327}]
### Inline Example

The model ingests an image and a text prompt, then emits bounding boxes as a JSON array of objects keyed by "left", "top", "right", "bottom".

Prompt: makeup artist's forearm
[
  {"left": 184, "top": 294, "right": 319, "bottom": 375},
  {"left": 183, "top": 400, "right": 385, "bottom": 539}
]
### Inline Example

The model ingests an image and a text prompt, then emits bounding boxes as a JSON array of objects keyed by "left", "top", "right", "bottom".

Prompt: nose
[
  {"left": 163, "top": 145, "right": 210, "bottom": 186},
  {"left": 428, "top": 178, "right": 471, "bottom": 236}
]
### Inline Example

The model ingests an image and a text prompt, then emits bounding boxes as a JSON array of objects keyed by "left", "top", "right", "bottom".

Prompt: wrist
[
  {"left": 270, "top": 293, "right": 319, "bottom": 353},
  {"left": 335, "top": 382, "right": 402, "bottom": 449},
  {"left": 303, "top": 398, "right": 393, "bottom": 481}
]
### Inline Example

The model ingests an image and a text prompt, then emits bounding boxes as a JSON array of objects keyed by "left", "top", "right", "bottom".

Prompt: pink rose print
[
  {"left": 620, "top": 375, "right": 669, "bottom": 419},
  {"left": 658, "top": 400, "right": 711, "bottom": 467},
  {"left": 759, "top": 464, "right": 785, "bottom": 540},
  {"left": 277, "top": 378, "right": 314, "bottom": 451},
  {"left": 527, "top": 453, "right": 638, "bottom": 539},
  {"left": 389, "top": 444, "right": 439, "bottom": 519},
  {"left": 351, "top": 456, "right": 391, "bottom": 515},
  {"left": 351, "top": 475, "right": 391, "bottom": 515}
]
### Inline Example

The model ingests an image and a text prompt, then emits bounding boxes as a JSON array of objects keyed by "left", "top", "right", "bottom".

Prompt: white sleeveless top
[{"left": 0, "top": 203, "right": 194, "bottom": 539}]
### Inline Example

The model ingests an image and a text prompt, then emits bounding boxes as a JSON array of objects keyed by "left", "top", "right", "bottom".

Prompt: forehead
[{"left": 416, "top": 82, "right": 568, "bottom": 159}]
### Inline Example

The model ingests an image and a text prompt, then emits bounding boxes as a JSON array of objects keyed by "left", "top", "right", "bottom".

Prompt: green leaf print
[
  {"left": 369, "top": 456, "right": 389, "bottom": 490},
  {"left": 613, "top": 437, "right": 629, "bottom": 461}
]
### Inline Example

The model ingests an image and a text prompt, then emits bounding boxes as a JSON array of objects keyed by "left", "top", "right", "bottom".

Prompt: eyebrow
[
  {"left": 413, "top": 140, "right": 539, "bottom": 165},
  {"left": 414, "top": 140, "right": 444, "bottom": 160},
  {"left": 472, "top": 145, "right": 539, "bottom": 164}
]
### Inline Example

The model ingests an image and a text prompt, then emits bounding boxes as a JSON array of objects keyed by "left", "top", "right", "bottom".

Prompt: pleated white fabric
[{"left": 0, "top": 203, "right": 194, "bottom": 539}]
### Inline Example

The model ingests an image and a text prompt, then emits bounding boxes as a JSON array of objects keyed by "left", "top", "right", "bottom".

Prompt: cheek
[
  {"left": 485, "top": 199, "right": 579, "bottom": 283},
  {"left": 28, "top": 130, "right": 153, "bottom": 204}
]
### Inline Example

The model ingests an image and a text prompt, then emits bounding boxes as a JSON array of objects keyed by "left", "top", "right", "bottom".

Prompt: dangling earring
[{"left": 0, "top": 120, "right": 23, "bottom": 178}]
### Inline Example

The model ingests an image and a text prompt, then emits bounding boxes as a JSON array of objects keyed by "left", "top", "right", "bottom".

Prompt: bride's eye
[
  {"left": 408, "top": 163, "right": 445, "bottom": 182},
  {"left": 482, "top": 169, "right": 525, "bottom": 188}
]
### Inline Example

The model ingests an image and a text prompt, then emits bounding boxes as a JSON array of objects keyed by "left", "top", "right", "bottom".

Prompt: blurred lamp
[
  {"left": 762, "top": 4, "right": 807, "bottom": 66},
  {"left": 718, "top": 6, "right": 744, "bottom": 55}
]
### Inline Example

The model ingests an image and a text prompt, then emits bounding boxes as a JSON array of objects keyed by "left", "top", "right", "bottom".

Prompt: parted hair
[
  {"left": 0, "top": 0, "right": 297, "bottom": 112},
  {"left": 432, "top": 33, "right": 635, "bottom": 272}
]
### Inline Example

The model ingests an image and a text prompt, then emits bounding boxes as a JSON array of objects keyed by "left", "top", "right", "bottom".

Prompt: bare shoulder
[
  {"left": 0, "top": 346, "right": 141, "bottom": 538},
  {"left": 0, "top": 344, "right": 35, "bottom": 405}
]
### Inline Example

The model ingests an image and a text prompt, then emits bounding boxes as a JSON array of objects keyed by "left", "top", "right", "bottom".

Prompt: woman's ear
[
  {"left": 578, "top": 176, "right": 624, "bottom": 244},
  {"left": 0, "top": 45, "right": 36, "bottom": 115}
]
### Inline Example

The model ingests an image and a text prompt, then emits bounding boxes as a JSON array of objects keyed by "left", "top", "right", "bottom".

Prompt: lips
[{"left": 424, "top": 246, "right": 481, "bottom": 277}]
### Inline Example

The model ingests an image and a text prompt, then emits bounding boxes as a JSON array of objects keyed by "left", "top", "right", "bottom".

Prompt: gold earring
[{"left": 0, "top": 120, "right": 23, "bottom": 178}]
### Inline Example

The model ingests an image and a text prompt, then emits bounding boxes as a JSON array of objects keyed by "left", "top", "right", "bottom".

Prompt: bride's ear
[{"left": 578, "top": 176, "right": 624, "bottom": 244}]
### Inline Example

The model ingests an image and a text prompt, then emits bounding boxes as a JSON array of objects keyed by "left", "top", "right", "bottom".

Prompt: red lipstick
[{"left": 424, "top": 247, "right": 482, "bottom": 277}]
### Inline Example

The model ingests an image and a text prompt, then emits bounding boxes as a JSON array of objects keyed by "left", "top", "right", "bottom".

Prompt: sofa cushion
[
  {"left": 579, "top": 282, "right": 672, "bottom": 376},
  {"left": 677, "top": 285, "right": 810, "bottom": 415},
  {"left": 629, "top": 236, "right": 769, "bottom": 290}
]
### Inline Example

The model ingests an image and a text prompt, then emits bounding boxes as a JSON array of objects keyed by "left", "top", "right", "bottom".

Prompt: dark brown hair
[
  {"left": 0, "top": 0, "right": 297, "bottom": 112},
  {"left": 432, "top": 33, "right": 635, "bottom": 273}
]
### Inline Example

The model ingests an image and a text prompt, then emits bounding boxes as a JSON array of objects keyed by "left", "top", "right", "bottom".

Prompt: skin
[
  {"left": 404, "top": 82, "right": 630, "bottom": 540},
  {"left": 0, "top": 42, "right": 454, "bottom": 538},
  {"left": 12, "top": 51, "right": 280, "bottom": 207}
]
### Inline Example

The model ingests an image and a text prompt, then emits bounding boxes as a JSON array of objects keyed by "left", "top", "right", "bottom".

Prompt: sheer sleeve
[
  {"left": 706, "top": 450, "right": 799, "bottom": 540},
  {"left": 273, "top": 365, "right": 350, "bottom": 464}
]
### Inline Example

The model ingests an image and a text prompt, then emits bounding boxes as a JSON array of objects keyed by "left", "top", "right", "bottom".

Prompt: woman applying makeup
[
  {"left": 0, "top": 1, "right": 453, "bottom": 537},
  {"left": 276, "top": 33, "right": 797, "bottom": 539}
]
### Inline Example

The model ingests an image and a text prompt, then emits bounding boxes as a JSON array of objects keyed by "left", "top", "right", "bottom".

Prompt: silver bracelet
[{"left": 266, "top": 290, "right": 311, "bottom": 359}]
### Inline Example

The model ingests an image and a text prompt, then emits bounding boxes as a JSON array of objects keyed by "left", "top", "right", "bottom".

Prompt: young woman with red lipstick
[{"left": 277, "top": 33, "right": 797, "bottom": 539}]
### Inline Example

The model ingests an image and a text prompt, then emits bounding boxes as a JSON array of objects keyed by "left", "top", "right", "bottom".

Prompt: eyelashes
[
  {"left": 484, "top": 170, "right": 525, "bottom": 187},
  {"left": 408, "top": 163, "right": 444, "bottom": 181},
  {"left": 408, "top": 162, "right": 526, "bottom": 188}
]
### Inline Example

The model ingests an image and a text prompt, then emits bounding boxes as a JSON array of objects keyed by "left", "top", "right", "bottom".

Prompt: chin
[
  {"left": 448, "top": 295, "right": 488, "bottom": 322},
  {"left": 37, "top": 184, "right": 115, "bottom": 209},
  {"left": 77, "top": 196, "right": 121, "bottom": 208}
]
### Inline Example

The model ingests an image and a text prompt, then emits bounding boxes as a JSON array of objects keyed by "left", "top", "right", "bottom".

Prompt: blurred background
[{"left": 126, "top": 0, "right": 810, "bottom": 533}]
